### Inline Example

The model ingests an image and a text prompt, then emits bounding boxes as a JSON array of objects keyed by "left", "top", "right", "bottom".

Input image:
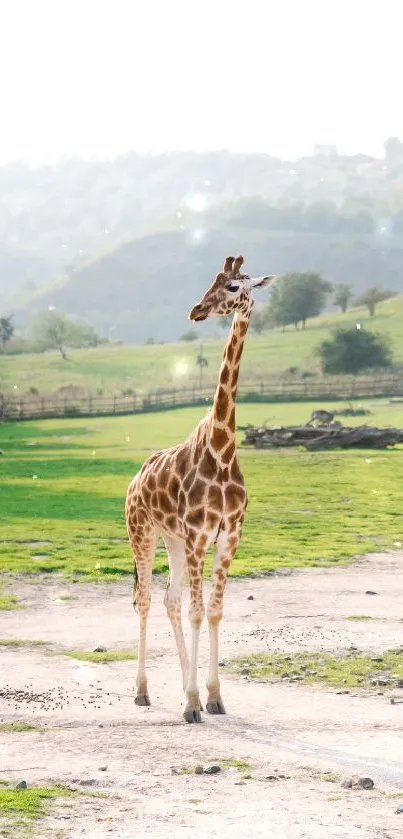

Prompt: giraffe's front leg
[
  {"left": 206, "top": 528, "right": 239, "bottom": 715},
  {"left": 183, "top": 546, "right": 205, "bottom": 724}
]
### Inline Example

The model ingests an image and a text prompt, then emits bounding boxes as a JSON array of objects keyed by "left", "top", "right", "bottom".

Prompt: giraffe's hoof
[
  {"left": 183, "top": 708, "right": 202, "bottom": 724},
  {"left": 135, "top": 693, "right": 151, "bottom": 707},
  {"left": 206, "top": 698, "right": 226, "bottom": 715}
]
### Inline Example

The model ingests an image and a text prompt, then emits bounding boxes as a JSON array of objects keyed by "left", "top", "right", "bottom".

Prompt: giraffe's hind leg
[
  {"left": 162, "top": 534, "right": 189, "bottom": 693},
  {"left": 206, "top": 528, "right": 240, "bottom": 715},
  {"left": 128, "top": 512, "right": 159, "bottom": 708}
]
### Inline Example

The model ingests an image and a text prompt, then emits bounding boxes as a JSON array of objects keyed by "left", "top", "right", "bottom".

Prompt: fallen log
[{"left": 239, "top": 423, "right": 403, "bottom": 450}]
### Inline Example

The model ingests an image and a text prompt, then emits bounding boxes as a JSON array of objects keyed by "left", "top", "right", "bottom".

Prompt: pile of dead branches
[{"left": 239, "top": 423, "right": 403, "bottom": 451}]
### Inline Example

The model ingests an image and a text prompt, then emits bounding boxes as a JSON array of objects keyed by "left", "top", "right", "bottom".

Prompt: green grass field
[
  {"left": 1, "top": 297, "right": 402, "bottom": 396},
  {"left": 1, "top": 400, "right": 402, "bottom": 584}
]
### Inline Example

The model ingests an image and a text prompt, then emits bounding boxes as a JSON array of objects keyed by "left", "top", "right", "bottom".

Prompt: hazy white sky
[{"left": 0, "top": 0, "right": 401, "bottom": 164}]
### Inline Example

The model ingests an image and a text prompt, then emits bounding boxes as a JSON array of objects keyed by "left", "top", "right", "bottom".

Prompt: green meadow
[
  {"left": 1, "top": 297, "right": 402, "bottom": 396},
  {"left": 0, "top": 400, "right": 402, "bottom": 586}
]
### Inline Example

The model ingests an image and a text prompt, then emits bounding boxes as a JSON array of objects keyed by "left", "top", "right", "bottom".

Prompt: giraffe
[{"left": 125, "top": 255, "right": 276, "bottom": 723}]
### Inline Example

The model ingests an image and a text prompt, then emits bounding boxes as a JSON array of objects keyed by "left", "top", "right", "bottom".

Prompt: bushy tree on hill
[
  {"left": 333, "top": 283, "right": 353, "bottom": 313},
  {"left": 250, "top": 309, "right": 267, "bottom": 334},
  {"left": 355, "top": 287, "right": 397, "bottom": 317},
  {"left": 268, "top": 272, "right": 332, "bottom": 330},
  {"left": 318, "top": 326, "right": 392, "bottom": 374},
  {"left": 0, "top": 315, "right": 14, "bottom": 351},
  {"left": 179, "top": 329, "right": 198, "bottom": 342},
  {"left": 29, "top": 311, "right": 101, "bottom": 360}
]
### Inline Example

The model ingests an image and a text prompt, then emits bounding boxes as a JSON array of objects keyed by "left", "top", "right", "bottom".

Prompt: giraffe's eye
[{"left": 227, "top": 284, "right": 239, "bottom": 293}]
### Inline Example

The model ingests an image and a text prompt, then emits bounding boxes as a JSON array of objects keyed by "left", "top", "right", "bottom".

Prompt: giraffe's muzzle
[{"left": 189, "top": 303, "right": 208, "bottom": 322}]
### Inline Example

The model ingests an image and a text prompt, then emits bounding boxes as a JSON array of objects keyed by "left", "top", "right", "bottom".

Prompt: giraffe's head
[{"left": 189, "top": 255, "right": 276, "bottom": 322}]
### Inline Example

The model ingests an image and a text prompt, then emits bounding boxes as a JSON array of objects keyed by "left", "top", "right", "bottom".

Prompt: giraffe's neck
[{"left": 209, "top": 313, "right": 249, "bottom": 457}]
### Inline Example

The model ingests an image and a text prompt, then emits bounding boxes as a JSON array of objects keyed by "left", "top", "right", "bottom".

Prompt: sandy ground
[{"left": 1, "top": 552, "right": 403, "bottom": 838}]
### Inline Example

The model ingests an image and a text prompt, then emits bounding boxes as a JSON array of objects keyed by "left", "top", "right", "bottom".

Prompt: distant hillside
[
  {"left": 24, "top": 227, "right": 403, "bottom": 343},
  {"left": 3, "top": 296, "right": 402, "bottom": 397},
  {"left": 0, "top": 245, "right": 57, "bottom": 309},
  {"left": 3, "top": 144, "right": 403, "bottom": 310}
]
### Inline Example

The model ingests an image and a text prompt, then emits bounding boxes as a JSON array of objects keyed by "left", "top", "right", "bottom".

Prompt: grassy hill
[
  {"left": 2, "top": 297, "right": 402, "bottom": 397},
  {"left": 22, "top": 226, "right": 403, "bottom": 343}
]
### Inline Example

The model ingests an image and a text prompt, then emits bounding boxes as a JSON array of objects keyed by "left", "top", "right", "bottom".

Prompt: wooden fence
[{"left": 1, "top": 373, "right": 402, "bottom": 421}]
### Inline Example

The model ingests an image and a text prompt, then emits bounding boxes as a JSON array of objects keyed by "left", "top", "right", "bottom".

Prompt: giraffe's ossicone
[{"left": 125, "top": 255, "right": 276, "bottom": 723}]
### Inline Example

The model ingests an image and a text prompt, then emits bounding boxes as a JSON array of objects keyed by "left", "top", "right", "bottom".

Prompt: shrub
[{"left": 318, "top": 327, "right": 392, "bottom": 374}]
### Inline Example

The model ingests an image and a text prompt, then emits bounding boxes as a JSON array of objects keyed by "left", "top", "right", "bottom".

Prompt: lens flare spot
[
  {"left": 186, "top": 193, "right": 208, "bottom": 212},
  {"left": 174, "top": 360, "right": 189, "bottom": 377}
]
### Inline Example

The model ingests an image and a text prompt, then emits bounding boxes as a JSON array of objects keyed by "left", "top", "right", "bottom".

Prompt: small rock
[
  {"left": 376, "top": 679, "right": 390, "bottom": 687},
  {"left": 247, "top": 595, "right": 254, "bottom": 600},
  {"left": 358, "top": 777, "right": 374, "bottom": 790},
  {"left": 240, "top": 667, "right": 251, "bottom": 675},
  {"left": 99, "top": 765, "right": 107, "bottom": 772},
  {"left": 218, "top": 660, "right": 228, "bottom": 667},
  {"left": 79, "top": 779, "right": 97, "bottom": 786},
  {"left": 203, "top": 765, "right": 221, "bottom": 775},
  {"left": 15, "top": 781, "right": 27, "bottom": 790},
  {"left": 396, "top": 803, "right": 403, "bottom": 814},
  {"left": 194, "top": 766, "right": 204, "bottom": 775},
  {"left": 336, "top": 690, "right": 350, "bottom": 695},
  {"left": 93, "top": 646, "right": 107, "bottom": 653},
  {"left": 365, "top": 590, "right": 378, "bottom": 596},
  {"left": 341, "top": 779, "right": 353, "bottom": 789},
  {"left": 98, "top": 723, "right": 104, "bottom": 728},
  {"left": 234, "top": 780, "right": 246, "bottom": 785}
]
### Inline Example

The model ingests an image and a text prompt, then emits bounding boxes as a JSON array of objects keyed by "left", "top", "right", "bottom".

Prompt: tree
[
  {"left": 196, "top": 344, "right": 208, "bottom": 388},
  {"left": 250, "top": 308, "right": 267, "bottom": 334},
  {"left": 29, "top": 311, "right": 100, "bottom": 360},
  {"left": 333, "top": 283, "right": 353, "bottom": 313},
  {"left": 0, "top": 315, "right": 14, "bottom": 352},
  {"left": 318, "top": 327, "right": 392, "bottom": 375},
  {"left": 268, "top": 272, "right": 333, "bottom": 330},
  {"left": 355, "top": 287, "right": 397, "bottom": 317},
  {"left": 179, "top": 329, "right": 198, "bottom": 342}
]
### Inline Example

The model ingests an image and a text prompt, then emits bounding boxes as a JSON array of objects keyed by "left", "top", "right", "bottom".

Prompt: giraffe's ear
[
  {"left": 223, "top": 256, "right": 234, "bottom": 274},
  {"left": 247, "top": 275, "right": 277, "bottom": 290},
  {"left": 233, "top": 255, "right": 244, "bottom": 275}
]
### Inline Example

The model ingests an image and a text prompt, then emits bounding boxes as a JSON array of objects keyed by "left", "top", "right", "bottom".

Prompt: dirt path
[{"left": 1, "top": 553, "right": 403, "bottom": 838}]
